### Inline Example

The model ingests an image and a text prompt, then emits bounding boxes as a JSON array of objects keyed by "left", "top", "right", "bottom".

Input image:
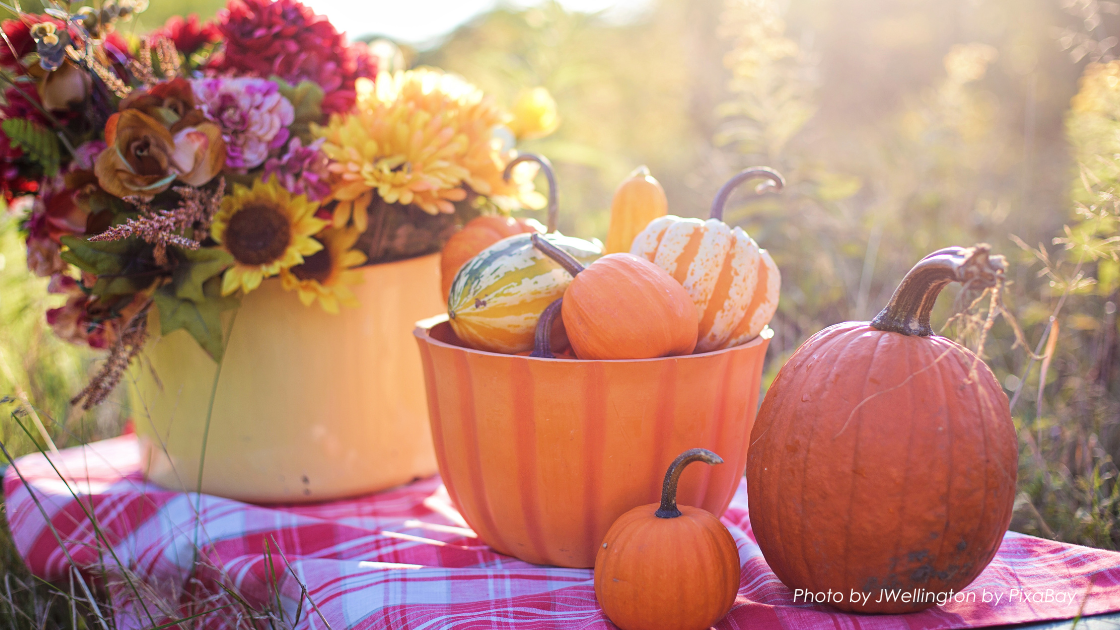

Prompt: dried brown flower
[{"left": 89, "top": 179, "right": 225, "bottom": 265}]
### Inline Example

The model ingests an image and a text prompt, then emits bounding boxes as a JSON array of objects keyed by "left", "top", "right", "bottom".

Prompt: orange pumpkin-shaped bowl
[{"left": 413, "top": 315, "right": 771, "bottom": 568}]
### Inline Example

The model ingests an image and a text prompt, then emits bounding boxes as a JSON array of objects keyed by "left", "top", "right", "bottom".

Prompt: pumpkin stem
[
  {"left": 871, "top": 244, "right": 1007, "bottom": 337},
  {"left": 504, "top": 153, "right": 559, "bottom": 233},
  {"left": 531, "top": 233, "right": 586, "bottom": 277},
  {"left": 629, "top": 165, "right": 651, "bottom": 178},
  {"left": 710, "top": 167, "right": 785, "bottom": 221},
  {"left": 530, "top": 298, "right": 563, "bottom": 358},
  {"left": 655, "top": 448, "right": 724, "bottom": 519}
]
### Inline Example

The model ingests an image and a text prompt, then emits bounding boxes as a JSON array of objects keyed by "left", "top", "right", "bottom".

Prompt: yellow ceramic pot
[{"left": 132, "top": 253, "right": 444, "bottom": 503}]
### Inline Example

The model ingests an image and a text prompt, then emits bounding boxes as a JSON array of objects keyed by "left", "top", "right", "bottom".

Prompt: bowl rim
[{"left": 413, "top": 314, "right": 772, "bottom": 363}]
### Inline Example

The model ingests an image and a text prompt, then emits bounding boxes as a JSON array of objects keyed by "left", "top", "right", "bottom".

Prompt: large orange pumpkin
[
  {"left": 595, "top": 448, "right": 740, "bottom": 630},
  {"left": 531, "top": 234, "right": 697, "bottom": 360},
  {"left": 746, "top": 245, "right": 1017, "bottom": 614},
  {"left": 438, "top": 153, "right": 557, "bottom": 301},
  {"left": 631, "top": 167, "right": 783, "bottom": 353}
]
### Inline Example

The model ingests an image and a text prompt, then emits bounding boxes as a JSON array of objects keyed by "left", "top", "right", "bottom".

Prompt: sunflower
[
  {"left": 313, "top": 69, "right": 545, "bottom": 223},
  {"left": 280, "top": 227, "right": 366, "bottom": 313},
  {"left": 212, "top": 177, "right": 328, "bottom": 296}
]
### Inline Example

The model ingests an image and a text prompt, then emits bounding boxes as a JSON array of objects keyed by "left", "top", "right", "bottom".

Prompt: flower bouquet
[{"left": 5, "top": 0, "right": 554, "bottom": 500}]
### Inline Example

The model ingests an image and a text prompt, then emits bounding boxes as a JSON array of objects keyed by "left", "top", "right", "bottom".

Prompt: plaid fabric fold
[{"left": 4, "top": 436, "right": 1120, "bottom": 629}]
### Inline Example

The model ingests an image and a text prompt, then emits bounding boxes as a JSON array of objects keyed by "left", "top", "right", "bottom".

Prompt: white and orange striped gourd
[{"left": 630, "top": 167, "right": 784, "bottom": 353}]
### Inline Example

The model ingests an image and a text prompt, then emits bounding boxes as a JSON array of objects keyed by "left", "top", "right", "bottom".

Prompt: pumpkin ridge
[
  {"left": 665, "top": 223, "right": 705, "bottom": 284},
  {"left": 698, "top": 243, "right": 739, "bottom": 348},
  {"left": 928, "top": 339, "right": 957, "bottom": 588},
  {"left": 727, "top": 248, "right": 772, "bottom": 341},
  {"left": 794, "top": 326, "right": 864, "bottom": 589},
  {"left": 881, "top": 335, "right": 920, "bottom": 602},
  {"left": 840, "top": 329, "right": 887, "bottom": 597},
  {"left": 684, "top": 221, "right": 733, "bottom": 321}
]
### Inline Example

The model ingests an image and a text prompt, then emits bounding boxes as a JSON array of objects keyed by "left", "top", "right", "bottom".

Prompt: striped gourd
[
  {"left": 448, "top": 232, "right": 601, "bottom": 354},
  {"left": 630, "top": 167, "right": 784, "bottom": 353}
]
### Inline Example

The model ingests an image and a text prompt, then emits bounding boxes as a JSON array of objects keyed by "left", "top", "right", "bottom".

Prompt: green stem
[
  {"left": 870, "top": 244, "right": 1006, "bottom": 337},
  {"left": 504, "top": 152, "right": 559, "bottom": 232},
  {"left": 530, "top": 298, "right": 563, "bottom": 358},
  {"left": 531, "top": 233, "right": 585, "bottom": 277},
  {"left": 655, "top": 448, "right": 724, "bottom": 519},
  {"left": 710, "top": 167, "right": 785, "bottom": 220}
]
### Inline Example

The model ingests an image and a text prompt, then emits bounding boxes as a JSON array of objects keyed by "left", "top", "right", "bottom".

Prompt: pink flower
[
  {"left": 192, "top": 77, "right": 294, "bottom": 169},
  {"left": 262, "top": 137, "right": 331, "bottom": 201}
]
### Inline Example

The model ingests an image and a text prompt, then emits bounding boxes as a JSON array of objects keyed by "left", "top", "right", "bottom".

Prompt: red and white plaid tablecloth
[{"left": 5, "top": 435, "right": 1120, "bottom": 630}]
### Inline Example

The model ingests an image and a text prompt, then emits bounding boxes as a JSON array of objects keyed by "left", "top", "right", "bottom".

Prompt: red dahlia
[
  {"left": 207, "top": 0, "right": 378, "bottom": 115},
  {"left": 152, "top": 14, "right": 219, "bottom": 56}
]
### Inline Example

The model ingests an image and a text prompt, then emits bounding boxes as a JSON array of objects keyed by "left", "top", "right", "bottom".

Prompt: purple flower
[
  {"left": 262, "top": 137, "right": 332, "bottom": 202},
  {"left": 191, "top": 77, "right": 295, "bottom": 169}
]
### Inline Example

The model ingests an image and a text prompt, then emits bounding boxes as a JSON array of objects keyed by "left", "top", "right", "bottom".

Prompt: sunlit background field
[{"left": 1, "top": 0, "right": 1118, "bottom": 622}]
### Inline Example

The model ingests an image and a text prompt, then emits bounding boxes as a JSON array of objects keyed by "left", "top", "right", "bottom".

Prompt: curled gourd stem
[
  {"left": 655, "top": 448, "right": 724, "bottom": 519},
  {"left": 504, "top": 153, "right": 559, "bottom": 233},
  {"left": 709, "top": 167, "right": 785, "bottom": 221},
  {"left": 871, "top": 244, "right": 1007, "bottom": 337},
  {"left": 530, "top": 233, "right": 585, "bottom": 277},
  {"left": 530, "top": 298, "right": 563, "bottom": 358}
]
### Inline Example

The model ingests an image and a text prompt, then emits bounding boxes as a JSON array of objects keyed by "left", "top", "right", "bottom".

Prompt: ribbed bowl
[{"left": 414, "top": 317, "right": 771, "bottom": 567}]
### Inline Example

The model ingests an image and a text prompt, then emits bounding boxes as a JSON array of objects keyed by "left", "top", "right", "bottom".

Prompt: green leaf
[
  {"left": 60, "top": 235, "right": 132, "bottom": 275},
  {"left": 1, "top": 118, "right": 60, "bottom": 176},
  {"left": 270, "top": 77, "right": 325, "bottom": 142},
  {"left": 172, "top": 248, "right": 234, "bottom": 302},
  {"left": 151, "top": 280, "right": 238, "bottom": 362}
]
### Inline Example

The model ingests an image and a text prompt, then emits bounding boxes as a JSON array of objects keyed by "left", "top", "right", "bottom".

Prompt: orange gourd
[
  {"left": 531, "top": 234, "right": 697, "bottom": 360},
  {"left": 747, "top": 245, "right": 1018, "bottom": 614},
  {"left": 631, "top": 167, "right": 783, "bottom": 353},
  {"left": 605, "top": 166, "right": 668, "bottom": 254},
  {"left": 595, "top": 448, "right": 740, "bottom": 630},
  {"left": 438, "top": 153, "right": 556, "bottom": 301}
]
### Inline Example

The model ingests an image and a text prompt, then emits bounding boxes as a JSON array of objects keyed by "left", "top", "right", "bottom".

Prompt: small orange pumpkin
[
  {"left": 747, "top": 245, "right": 1017, "bottom": 614},
  {"left": 595, "top": 448, "right": 740, "bottom": 630},
  {"left": 605, "top": 166, "right": 668, "bottom": 254},
  {"left": 531, "top": 234, "right": 697, "bottom": 360},
  {"left": 438, "top": 153, "right": 557, "bottom": 301},
  {"left": 631, "top": 167, "right": 784, "bottom": 353}
]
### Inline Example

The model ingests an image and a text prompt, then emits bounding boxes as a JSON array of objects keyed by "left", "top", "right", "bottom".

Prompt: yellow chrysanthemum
[
  {"left": 212, "top": 177, "right": 328, "bottom": 296},
  {"left": 313, "top": 69, "right": 544, "bottom": 223},
  {"left": 280, "top": 227, "right": 367, "bottom": 314}
]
